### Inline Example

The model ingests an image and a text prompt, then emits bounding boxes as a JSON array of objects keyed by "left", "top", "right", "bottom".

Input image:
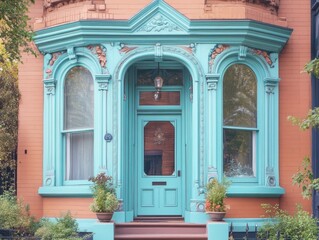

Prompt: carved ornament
[
  {"left": 208, "top": 44, "right": 229, "bottom": 68},
  {"left": 205, "top": 0, "right": 280, "bottom": 13},
  {"left": 137, "top": 14, "right": 182, "bottom": 33},
  {"left": 251, "top": 49, "right": 274, "bottom": 67},
  {"left": 153, "top": 128, "right": 165, "bottom": 145},
  {"left": 119, "top": 44, "right": 137, "bottom": 55},
  {"left": 45, "top": 52, "right": 64, "bottom": 79},
  {"left": 87, "top": 45, "right": 107, "bottom": 68}
]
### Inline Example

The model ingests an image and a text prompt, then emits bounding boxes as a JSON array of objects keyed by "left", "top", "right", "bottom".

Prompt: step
[
  {"left": 134, "top": 216, "right": 184, "bottom": 222},
  {"left": 115, "top": 233, "right": 207, "bottom": 240},
  {"left": 115, "top": 222, "right": 207, "bottom": 240}
]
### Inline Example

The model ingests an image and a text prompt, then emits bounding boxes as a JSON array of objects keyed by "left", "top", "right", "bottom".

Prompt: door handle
[{"left": 178, "top": 170, "right": 181, "bottom": 177}]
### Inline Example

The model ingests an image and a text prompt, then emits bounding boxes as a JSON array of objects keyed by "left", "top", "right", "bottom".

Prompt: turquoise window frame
[
  {"left": 209, "top": 46, "right": 284, "bottom": 197},
  {"left": 39, "top": 47, "right": 111, "bottom": 197},
  {"left": 221, "top": 63, "right": 260, "bottom": 184}
]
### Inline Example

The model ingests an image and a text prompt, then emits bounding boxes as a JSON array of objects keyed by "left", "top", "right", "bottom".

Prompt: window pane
[
  {"left": 64, "top": 66, "right": 94, "bottom": 130},
  {"left": 140, "top": 91, "right": 180, "bottom": 105},
  {"left": 137, "top": 69, "right": 183, "bottom": 86},
  {"left": 223, "top": 129, "right": 256, "bottom": 177},
  {"left": 65, "top": 131, "right": 94, "bottom": 180},
  {"left": 223, "top": 64, "right": 257, "bottom": 127},
  {"left": 144, "top": 121, "right": 175, "bottom": 176}
]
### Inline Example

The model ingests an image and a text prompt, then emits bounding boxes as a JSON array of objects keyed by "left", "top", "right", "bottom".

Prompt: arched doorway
[{"left": 123, "top": 59, "right": 192, "bottom": 217}]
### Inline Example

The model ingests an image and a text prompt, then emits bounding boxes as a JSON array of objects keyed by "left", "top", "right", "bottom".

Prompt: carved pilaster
[
  {"left": 95, "top": 74, "right": 112, "bottom": 175},
  {"left": 264, "top": 77, "right": 279, "bottom": 186},
  {"left": 96, "top": 74, "right": 111, "bottom": 91},
  {"left": 44, "top": 78, "right": 56, "bottom": 95},
  {"left": 43, "top": 77, "right": 57, "bottom": 187},
  {"left": 206, "top": 73, "right": 220, "bottom": 182}
]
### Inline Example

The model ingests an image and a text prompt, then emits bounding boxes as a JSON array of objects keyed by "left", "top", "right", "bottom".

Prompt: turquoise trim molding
[
  {"left": 37, "top": 0, "right": 291, "bottom": 221},
  {"left": 34, "top": 1, "right": 292, "bottom": 54},
  {"left": 207, "top": 46, "right": 282, "bottom": 196},
  {"left": 38, "top": 186, "right": 92, "bottom": 197}
]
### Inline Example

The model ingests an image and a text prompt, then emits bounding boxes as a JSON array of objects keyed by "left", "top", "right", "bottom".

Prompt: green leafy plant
[
  {"left": 0, "top": 191, "right": 38, "bottom": 237},
  {"left": 288, "top": 58, "right": 319, "bottom": 199},
  {"left": 0, "top": 0, "right": 36, "bottom": 63},
  {"left": 205, "top": 178, "right": 230, "bottom": 212},
  {"left": 291, "top": 157, "right": 319, "bottom": 199},
  {"left": 0, "top": 43, "right": 20, "bottom": 192},
  {"left": 35, "top": 212, "right": 91, "bottom": 240},
  {"left": 89, "top": 173, "right": 119, "bottom": 213},
  {"left": 258, "top": 204, "right": 318, "bottom": 240},
  {"left": 303, "top": 58, "right": 319, "bottom": 78}
]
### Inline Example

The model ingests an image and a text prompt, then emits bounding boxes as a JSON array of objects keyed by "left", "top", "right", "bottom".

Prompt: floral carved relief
[
  {"left": 251, "top": 49, "right": 275, "bottom": 68},
  {"left": 45, "top": 52, "right": 64, "bottom": 79},
  {"left": 208, "top": 44, "right": 229, "bottom": 70},
  {"left": 137, "top": 14, "right": 182, "bottom": 32},
  {"left": 119, "top": 44, "right": 137, "bottom": 55},
  {"left": 87, "top": 45, "right": 107, "bottom": 68}
]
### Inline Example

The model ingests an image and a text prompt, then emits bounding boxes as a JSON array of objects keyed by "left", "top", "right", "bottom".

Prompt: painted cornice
[{"left": 34, "top": 0, "right": 292, "bottom": 54}]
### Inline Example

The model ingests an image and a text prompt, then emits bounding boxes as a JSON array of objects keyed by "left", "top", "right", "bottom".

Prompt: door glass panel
[
  {"left": 144, "top": 121, "right": 175, "bottom": 176},
  {"left": 140, "top": 91, "right": 180, "bottom": 105},
  {"left": 137, "top": 69, "right": 183, "bottom": 86}
]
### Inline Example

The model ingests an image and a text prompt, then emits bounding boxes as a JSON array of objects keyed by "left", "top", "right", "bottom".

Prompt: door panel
[{"left": 137, "top": 116, "right": 182, "bottom": 215}]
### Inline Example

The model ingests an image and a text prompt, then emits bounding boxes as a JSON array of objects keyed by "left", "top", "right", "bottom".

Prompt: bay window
[
  {"left": 63, "top": 66, "right": 94, "bottom": 181},
  {"left": 223, "top": 64, "right": 257, "bottom": 179}
]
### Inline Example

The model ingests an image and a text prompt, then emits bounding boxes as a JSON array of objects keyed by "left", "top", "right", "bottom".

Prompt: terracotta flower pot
[
  {"left": 206, "top": 211, "right": 226, "bottom": 221},
  {"left": 96, "top": 212, "right": 113, "bottom": 222}
]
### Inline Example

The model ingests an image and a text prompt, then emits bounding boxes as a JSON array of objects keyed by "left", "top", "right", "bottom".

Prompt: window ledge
[
  {"left": 227, "top": 186, "right": 285, "bottom": 197},
  {"left": 38, "top": 186, "right": 93, "bottom": 197}
]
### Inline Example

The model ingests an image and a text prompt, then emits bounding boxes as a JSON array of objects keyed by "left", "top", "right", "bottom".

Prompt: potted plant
[
  {"left": 89, "top": 173, "right": 119, "bottom": 222},
  {"left": 205, "top": 178, "right": 230, "bottom": 221}
]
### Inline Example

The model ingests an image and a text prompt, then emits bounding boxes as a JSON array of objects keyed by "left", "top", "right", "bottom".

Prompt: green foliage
[
  {"left": 0, "top": 192, "right": 38, "bottom": 237},
  {"left": 89, "top": 173, "right": 119, "bottom": 213},
  {"left": 0, "top": 0, "right": 36, "bottom": 62},
  {"left": 35, "top": 212, "right": 91, "bottom": 240},
  {"left": 205, "top": 178, "right": 230, "bottom": 212},
  {"left": 288, "top": 107, "right": 319, "bottom": 130},
  {"left": 304, "top": 58, "right": 319, "bottom": 78},
  {"left": 291, "top": 157, "right": 319, "bottom": 199},
  {"left": 0, "top": 43, "right": 20, "bottom": 192},
  {"left": 90, "top": 191, "right": 119, "bottom": 213},
  {"left": 258, "top": 204, "right": 318, "bottom": 240}
]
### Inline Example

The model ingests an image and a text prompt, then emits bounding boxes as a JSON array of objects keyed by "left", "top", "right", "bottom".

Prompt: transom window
[
  {"left": 223, "top": 64, "right": 257, "bottom": 178},
  {"left": 63, "top": 66, "right": 94, "bottom": 181}
]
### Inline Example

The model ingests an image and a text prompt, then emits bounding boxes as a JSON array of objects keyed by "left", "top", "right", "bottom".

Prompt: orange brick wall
[
  {"left": 17, "top": 0, "right": 45, "bottom": 219},
  {"left": 278, "top": 0, "right": 312, "bottom": 214},
  {"left": 18, "top": 0, "right": 312, "bottom": 219}
]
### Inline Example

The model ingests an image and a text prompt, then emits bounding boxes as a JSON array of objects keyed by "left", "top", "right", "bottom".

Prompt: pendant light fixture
[{"left": 153, "top": 62, "right": 164, "bottom": 100}]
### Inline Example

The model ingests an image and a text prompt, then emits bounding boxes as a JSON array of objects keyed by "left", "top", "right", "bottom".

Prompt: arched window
[
  {"left": 63, "top": 66, "right": 94, "bottom": 181},
  {"left": 223, "top": 64, "right": 257, "bottom": 178}
]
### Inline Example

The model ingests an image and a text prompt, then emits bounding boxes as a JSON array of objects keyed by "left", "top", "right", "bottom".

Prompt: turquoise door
[{"left": 137, "top": 115, "right": 182, "bottom": 215}]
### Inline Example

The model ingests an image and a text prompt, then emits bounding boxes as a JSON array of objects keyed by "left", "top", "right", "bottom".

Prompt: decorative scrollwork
[
  {"left": 251, "top": 49, "right": 275, "bottom": 68},
  {"left": 87, "top": 45, "right": 107, "bottom": 68},
  {"left": 208, "top": 44, "right": 230, "bottom": 71},
  {"left": 137, "top": 14, "right": 182, "bottom": 32},
  {"left": 44, "top": 52, "right": 64, "bottom": 79}
]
